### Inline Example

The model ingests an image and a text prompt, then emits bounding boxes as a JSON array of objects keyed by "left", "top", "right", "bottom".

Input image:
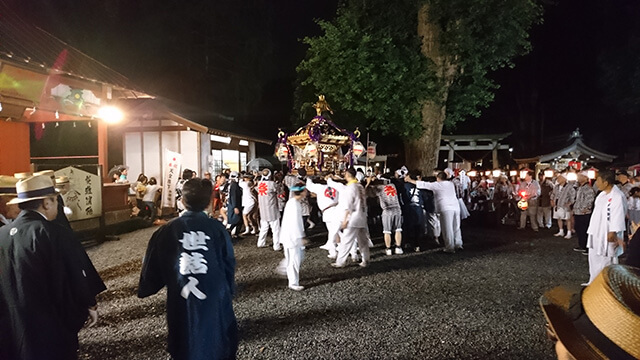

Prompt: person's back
[
  {"left": 0, "top": 175, "right": 105, "bottom": 360},
  {"left": 139, "top": 179, "right": 237, "bottom": 360}
]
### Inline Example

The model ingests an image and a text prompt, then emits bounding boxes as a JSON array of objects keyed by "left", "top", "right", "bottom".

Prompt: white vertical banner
[{"left": 162, "top": 149, "right": 182, "bottom": 208}]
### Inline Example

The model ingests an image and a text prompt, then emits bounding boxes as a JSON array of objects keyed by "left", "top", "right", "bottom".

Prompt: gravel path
[{"left": 78, "top": 220, "right": 588, "bottom": 359}]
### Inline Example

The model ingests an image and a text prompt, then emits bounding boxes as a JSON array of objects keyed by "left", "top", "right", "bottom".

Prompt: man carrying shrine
[
  {"left": 332, "top": 168, "right": 370, "bottom": 268},
  {"left": 139, "top": 178, "right": 238, "bottom": 360},
  {"left": 366, "top": 175, "right": 403, "bottom": 255},
  {"left": 256, "top": 169, "right": 282, "bottom": 250},
  {"left": 306, "top": 174, "right": 341, "bottom": 258}
]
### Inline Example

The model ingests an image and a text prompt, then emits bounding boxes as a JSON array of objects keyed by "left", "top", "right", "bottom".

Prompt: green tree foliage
[
  {"left": 296, "top": 0, "right": 434, "bottom": 136},
  {"left": 297, "top": 0, "right": 542, "bottom": 137}
]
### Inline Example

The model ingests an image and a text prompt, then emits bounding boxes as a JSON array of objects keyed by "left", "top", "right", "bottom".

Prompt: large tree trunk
[
  {"left": 405, "top": 4, "right": 457, "bottom": 173},
  {"left": 405, "top": 100, "right": 446, "bottom": 173}
]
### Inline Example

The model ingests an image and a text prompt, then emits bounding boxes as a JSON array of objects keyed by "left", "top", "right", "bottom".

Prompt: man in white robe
[
  {"left": 306, "top": 176, "right": 340, "bottom": 258},
  {"left": 256, "top": 170, "right": 282, "bottom": 250},
  {"left": 586, "top": 170, "right": 627, "bottom": 285},
  {"left": 332, "top": 168, "right": 370, "bottom": 267},
  {"left": 406, "top": 171, "right": 462, "bottom": 253}
]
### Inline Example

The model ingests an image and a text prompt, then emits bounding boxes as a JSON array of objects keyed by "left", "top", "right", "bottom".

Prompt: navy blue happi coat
[{"left": 138, "top": 211, "right": 238, "bottom": 360}]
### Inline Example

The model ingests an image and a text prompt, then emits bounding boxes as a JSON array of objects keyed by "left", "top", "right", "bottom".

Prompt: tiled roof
[{"left": 0, "top": 1, "right": 147, "bottom": 94}]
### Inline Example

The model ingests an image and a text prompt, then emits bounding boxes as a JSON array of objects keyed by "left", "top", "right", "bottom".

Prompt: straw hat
[
  {"left": 55, "top": 176, "right": 70, "bottom": 185},
  {"left": 34, "top": 170, "right": 55, "bottom": 179},
  {"left": 7, "top": 175, "right": 57, "bottom": 204},
  {"left": 14, "top": 172, "right": 33, "bottom": 180},
  {"left": 0, "top": 175, "right": 19, "bottom": 195},
  {"left": 540, "top": 265, "right": 640, "bottom": 359}
]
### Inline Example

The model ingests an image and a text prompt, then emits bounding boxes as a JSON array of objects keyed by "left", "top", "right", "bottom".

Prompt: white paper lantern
[{"left": 352, "top": 141, "right": 365, "bottom": 158}]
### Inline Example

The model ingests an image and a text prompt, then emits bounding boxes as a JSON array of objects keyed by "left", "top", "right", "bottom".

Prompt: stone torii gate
[{"left": 439, "top": 133, "right": 512, "bottom": 168}]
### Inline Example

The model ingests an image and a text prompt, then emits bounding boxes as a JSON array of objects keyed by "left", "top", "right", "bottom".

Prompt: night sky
[{"left": 6, "top": 0, "right": 639, "bottom": 161}]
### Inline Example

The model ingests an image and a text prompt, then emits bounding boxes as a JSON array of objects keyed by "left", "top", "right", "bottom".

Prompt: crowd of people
[{"left": 2, "top": 164, "right": 639, "bottom": 360}]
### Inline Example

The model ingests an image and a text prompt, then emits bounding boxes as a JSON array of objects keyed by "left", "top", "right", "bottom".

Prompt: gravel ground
[{"left": 78, "top": 218, "right": 589, "bottom": 360}]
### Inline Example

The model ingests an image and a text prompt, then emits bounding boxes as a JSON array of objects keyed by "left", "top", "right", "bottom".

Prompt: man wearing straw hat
[
  {"left": 35, "top": 170, "right": 71, "bottom": 228},
  {"left": 0, "top": 174, "right": 106, "bottom": 360},
  {"left": 540, "top": 265, "right": 640, "bottom": 360},
  {"left": 0, "top": 175, "right": 20, "bottom": 227}
]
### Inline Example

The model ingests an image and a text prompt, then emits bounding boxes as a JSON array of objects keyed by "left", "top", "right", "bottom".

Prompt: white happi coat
[
  {"left": 279, "top": 198, "right": 305, "bottom": 249},
  {"left": 415, "top": 180, "right": 459, "bottom": 212},
  {"left": 257, "top": 180, "right": 280, "bottom": 222},
  {"left": 306, "top": 179, "right": 340, "bottom": 222},
  {"left": 587, "top": 186, "right": 627, "bottom": 257},
  {"left": 337, "top": 180, "right": 367, "bottom": 228}
]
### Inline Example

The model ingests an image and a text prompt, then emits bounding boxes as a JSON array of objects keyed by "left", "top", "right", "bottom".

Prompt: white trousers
[
  {"left": 280, "top": 247, "right": 304, "bottom": 287},
  {"left": 587, "top": 251, "right": 618, "bottom": 284},
  {"left": 440, "top": 209, "right": 462, "bottom": 251},
  {"left": 324, "top": 221, "right": 341, "bottom": 257},
  {"left": 537, "top": 206, "right": 552, "bottom": 228},
  {"left": 428, "top": 213, "right": 441, "bottom": 238},
  {"left": 257, "top": 218, "right": 281, "bottom": 250},
  {"left": 336, "top": 227, "right": 370, "bottom": 266}
]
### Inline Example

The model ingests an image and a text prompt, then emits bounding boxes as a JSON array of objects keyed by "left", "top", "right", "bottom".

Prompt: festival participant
[
  {"left": 327, "top": 175, "right": 360, "bottom": 261},
  {"left": 394, "top": 167, "right": 423, "bottom": 252},
  {"left": 0, "top": 175, "right": 106, "bottom": 360},
  {"left": 516, "top": 170, "right": 540, "bottom": 232},
  {"left": 307, "top": 174, "right": 341, "bottom": 258},
  {"left": 366, "top": 175, "right": 403, "bottom": 255},
  {"left": 573, "top": 171, "right": 596, "bottom": 254},
  {"left": 0, "top": 175, "right": 19, "bottom": 227},
  {"left": 332, "top": 168, "right": 370, "bottom": 268},
  {"left": 134, "top": 173, "right": 148, "bottom": 217},
  {"left": 585, "top": 170, "right": 627, "bottom": 285},
  {"left": 138, "top": 178, "right": 238, "bottom": 359},
  {"left": 276, "top": 182, "right": 308, "bottom": 291},
  {"left": 256, "top": 169, "right": 282, "bottom": 250},
  {"left": 284, "top": 168, "right": 313, "bottom": 229},
  {"left": 616, "top": 170, "right": 633, "bottom": 198},
  {"left": 175, "top": 169, "right": 194, "bottom": 215},
  {"left": 551, "top": 173, "right": 576, "bottom": 238},
  {"left": 406, "top": 171, "right": 462, "bottom": 253},
  {"left": 459, "top": 169, "right": 471, "bottom": 204},
  {"left": 35, "top": 170, "right": 72, "bottom": 228},
  {"left": 211, "top": 174, "right": 223, "bottom": 217},
  {"left": 226, "top": 171, "right": 243, "bottom": 237},
  {"left": 143, "top": 177, "right": 162, "bottom": 222},
  {"left": 537, "top": 172, "right": 554, "bottom": 229},
  {"left": 239, "top": 174, "right": 257, "bottom": 235}
]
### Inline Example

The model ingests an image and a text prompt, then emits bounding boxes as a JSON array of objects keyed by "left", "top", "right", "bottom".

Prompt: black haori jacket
[
  {"left": 139, "top": 211, "right": 238, "bottom": 360},
  {"left": 0, "top": 210, "right": 106, "bottom": 360}
]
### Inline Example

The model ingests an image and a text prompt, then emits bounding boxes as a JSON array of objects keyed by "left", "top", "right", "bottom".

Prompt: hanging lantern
[
  {"left": 544, "top": 169, "right": 554, "bottom": 178},
  {"left": 509, "top": 170, "right": 518, "bottom": 177},
  {"left": 492, "top": 169, "right": 502, "bottom": 178},
  {"left": 468, "top": 170, "right": 477, "bottom": 177},
  {"left": 352, "top": 141, "right": 365, "bottom": 158},
  {"left": 276, "top": 143, "right": 289, "bottom": 162},
  {"left": 587, "top": 168, "right": 597, "bottom": 180},
  {"left": 305, "top": 141, "right": 318, "bottom": 158}
]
